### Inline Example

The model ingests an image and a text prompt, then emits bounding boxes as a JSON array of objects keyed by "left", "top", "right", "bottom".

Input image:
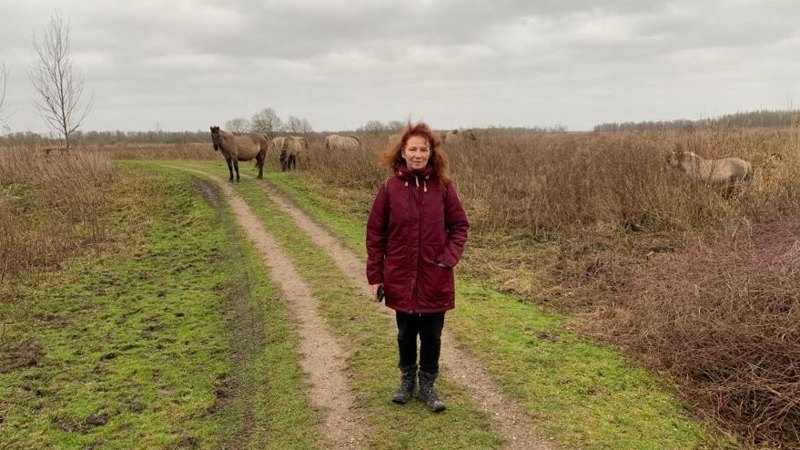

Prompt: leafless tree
[
  {"left": 224, "top": 117, "right": 251, "bottom": 134},
  {"left": 358, "top": 120, "right": 386, "bottom": 135},
  {"left": 285, "top": 115, "right": 314, "bottom": 134},
  {"left": 29, "top": 11, "right": 94, "bottom": 149},
  {"left": 299, "top": 118, "right": 313, "bottom": 133},
  {"left": 251, "top": 107, "right": 283, "bottom": 137},
  {"left": 285, "top": 115, "right": 303, "bottom": 133},
  {"left": 387, "top": 120, "right": 405, "bottom": 132}
]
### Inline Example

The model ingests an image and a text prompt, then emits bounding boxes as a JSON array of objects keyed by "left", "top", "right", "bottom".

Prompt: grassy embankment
[{"left": 1, "top": 161, "right": 319, "bottom": 449}]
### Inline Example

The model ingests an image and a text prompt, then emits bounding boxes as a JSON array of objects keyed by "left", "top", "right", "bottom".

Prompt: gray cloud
[{"left": 1, "top": 0, "right": 798, "bottom": 133}]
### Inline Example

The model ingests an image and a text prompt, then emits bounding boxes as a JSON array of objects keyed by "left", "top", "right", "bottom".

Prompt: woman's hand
[{"left": 370, "top": 284, "right": 380, "bottom": 297}]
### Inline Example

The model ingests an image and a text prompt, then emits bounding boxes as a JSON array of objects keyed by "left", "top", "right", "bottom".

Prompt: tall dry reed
[
  {"left": 298, "top": 126, "right": 800, "bottom": 447},
  {"left": 300, "top": 127, "right": 800, "bottom": 238},
  {"left": 0, "top": 145, "right": 116, "bottom": 281},
  {"left": 89, "top": 142, "right": 218, "bottom": 160}
]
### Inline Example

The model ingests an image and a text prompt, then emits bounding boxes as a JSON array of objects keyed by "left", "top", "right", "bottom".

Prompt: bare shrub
[
  {"left": 600, "top": 219, "right": 800, "bottom": 447},
  {"left": 0, "top": 145, "right": 116, "bottom": 280}
]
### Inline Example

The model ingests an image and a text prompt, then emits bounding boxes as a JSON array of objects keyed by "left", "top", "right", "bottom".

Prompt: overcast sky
[{"left": 1, "top": 0, "right": 799, "bottom": 133}]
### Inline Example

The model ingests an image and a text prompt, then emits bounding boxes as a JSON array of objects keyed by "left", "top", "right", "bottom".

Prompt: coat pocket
[
  {"left": 417, "top": 245, "right": 454, "bottom": 305},
  {"left": 383, "top": 241, "right": 409, "bottom": 300}
]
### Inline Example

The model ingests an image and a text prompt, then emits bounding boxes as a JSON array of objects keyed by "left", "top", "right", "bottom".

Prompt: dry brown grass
[
  {"left": 302, "top": 127, "right": 800, "bottom": 236},
  {"left": 88, "top": 142, "right": 218, "bottom": 160},
  {"left": 297, "top": 126, "right": 800, "bottom": 447},
  {"left": 5, "top": 128, "right": 799, "bottom": 446},
  {"left": 0, "top": 145, "right": 116, "bottom": 281}
]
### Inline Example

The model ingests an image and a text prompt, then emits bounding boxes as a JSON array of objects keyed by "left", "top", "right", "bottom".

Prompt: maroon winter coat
[{"left": 366, "top": 165, "right": 469, "bottom": 313}]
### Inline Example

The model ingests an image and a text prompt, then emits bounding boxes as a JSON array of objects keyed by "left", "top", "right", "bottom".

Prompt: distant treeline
[
  {"left": 0, "top": 130, "right": 211, "bottom": 147},
  {"left": 594, "top": 109, "right": 800, "bottom": 132},
  {"left": 0, "top": 124, "right": 569, "bottom": 147},
  {"left": 5, "top": 109, "right": 798, "bottom": 146}
]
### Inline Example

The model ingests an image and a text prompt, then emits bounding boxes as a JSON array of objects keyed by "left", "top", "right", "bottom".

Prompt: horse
[
  {"left": 209, "top": 126, "right": 268, "bottom": 181},
  {"left": 324, "top": 134, "right": 360, "bottom": 151},
  {"left": 666, "top": 150, "right": 752, "bottom": 184},
  {"left": 269, "top": 136, "right": 286, "bottom": 154},
  {"left": 280, "top": 136, "right": 308, "bottom": 171},
  {"left": 442, "top": 129, "right": 477, "bottom": 144}
]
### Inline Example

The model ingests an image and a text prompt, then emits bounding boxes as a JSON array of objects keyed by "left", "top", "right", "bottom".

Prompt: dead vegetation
[
  {"left": 0, "top": 146, "right": 116, "bottom": 281},
  {"left": 3, "top": 124, "right": 800, "bottom": 447},
  {"left": 89, "top": 142, "right": 217, "bottom": 160},
  {"left": 295, "top": 125, "right": 800, "bottom": 447},
  {"left": 598, "top": 218, "right": 800, "bottom": 447}
]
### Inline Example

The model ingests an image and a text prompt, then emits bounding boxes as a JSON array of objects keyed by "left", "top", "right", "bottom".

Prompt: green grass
[
  {"left": 34, "top": 157, "right": 728, "bottom": 449},
  {"left": 203, "top": 162, "right": 732, "bottom": 450},
  {"left": 169, "top": 161, "right": 503, "bottom": 449},
  {"left": 0, "top": 164, "right": 319, "bottom": 449}
]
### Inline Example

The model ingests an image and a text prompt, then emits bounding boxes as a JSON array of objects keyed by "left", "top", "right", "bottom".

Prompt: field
[{"left": 1, "top": 126, "right": 798, "bottom": 449}]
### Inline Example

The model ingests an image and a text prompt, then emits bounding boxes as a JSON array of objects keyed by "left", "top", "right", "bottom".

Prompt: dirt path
[
  {"left": 180, "top": 169, "right": 367, "bottom": 449},
  {"left": 252, "top": 178, "right": 554, "bottom": 450}
]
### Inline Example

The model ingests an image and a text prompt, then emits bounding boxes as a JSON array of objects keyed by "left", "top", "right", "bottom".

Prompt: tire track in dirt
[
  {"left": 251, "top": 177, "right": 554, "bottom": 450},
  {"left": 176, "top": 168, "right": 367, "bottom": 449}
]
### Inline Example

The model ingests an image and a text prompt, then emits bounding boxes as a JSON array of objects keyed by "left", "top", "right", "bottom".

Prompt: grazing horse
[
  {"left": 666, "top": 150, "right": 752, "bottom": 184},
  {"left": 280, "top": 136, "right": 308, "bottom": 171},
  {"left": 269, "top": 136, "right": 286, "bottom": 154},
  {"left": 324, "top": 134, "right": 360, "bottom": 151},
  {"left": 209, "top": 126, "right": 268, "bottom": 181},
  {"left": 442, "top": 129, "right": 477, "bottom": 144}
]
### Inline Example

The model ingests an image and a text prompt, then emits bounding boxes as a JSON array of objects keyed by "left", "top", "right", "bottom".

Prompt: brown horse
[{"left": 209, "top": 126, "right": 268, "bottom": 181}]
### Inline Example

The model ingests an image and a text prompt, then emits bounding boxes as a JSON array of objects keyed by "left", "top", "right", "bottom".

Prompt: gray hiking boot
[
  {"left": 418, "top": 370, "right": 446, "bottom": 412},
  {"left": 392, "top": 365, "right": 417, "bottom": 404}
]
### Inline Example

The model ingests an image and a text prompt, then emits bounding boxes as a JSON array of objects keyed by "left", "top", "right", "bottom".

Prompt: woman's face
[{"left": 402, "top": 135, "right": 431, "bottom": 171}]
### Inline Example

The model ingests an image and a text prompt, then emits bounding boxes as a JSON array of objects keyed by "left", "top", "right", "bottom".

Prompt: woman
[{"left": 366, "top": 121, "right": 469, "bottom": 412}]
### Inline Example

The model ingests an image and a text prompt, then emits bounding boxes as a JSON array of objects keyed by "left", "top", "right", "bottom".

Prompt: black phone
[{"left": 376, "top": 284, "right": 385, "bottom": 302}]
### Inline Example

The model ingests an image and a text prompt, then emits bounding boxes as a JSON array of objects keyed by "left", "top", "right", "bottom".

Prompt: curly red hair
[{"left": 382, "top": 121, "right": 450, "bottom": 184}]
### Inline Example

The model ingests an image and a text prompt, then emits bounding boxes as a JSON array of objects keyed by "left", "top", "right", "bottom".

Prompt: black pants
[{"left": 396, "top": 311, "right": 445, "bottom": 374}]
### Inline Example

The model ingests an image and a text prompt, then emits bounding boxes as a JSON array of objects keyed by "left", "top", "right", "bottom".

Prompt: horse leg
[
  {"left": 257, "top": 153, "right": 265, "bottom": 179},
  {"left": 233, "top": 159, "right": 240, "bottom": 182},
  {"left": 290, "top": 154, "right": 297, "bottom": 170},
  {"left": 226, "top": 156, "right": 234, "bottom": 181}
]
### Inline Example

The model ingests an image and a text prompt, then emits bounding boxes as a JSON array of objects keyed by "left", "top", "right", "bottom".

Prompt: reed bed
[
  {"left": 89, "top": 142, "right": 217, "bottom": 160},
  {"left": 298, "top": 126, "right": 800, "bottom": 447},
  {"left": 302, "top": 128, "right": 800, "bottom": 237},
  {"left": 0, "top": 146, "right": 116, "bottom": 281}
]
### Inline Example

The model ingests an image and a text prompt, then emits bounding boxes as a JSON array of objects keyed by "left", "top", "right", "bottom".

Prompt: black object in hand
[{"left": 376, "top": 284, "right": 385, "bottom": 302}]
